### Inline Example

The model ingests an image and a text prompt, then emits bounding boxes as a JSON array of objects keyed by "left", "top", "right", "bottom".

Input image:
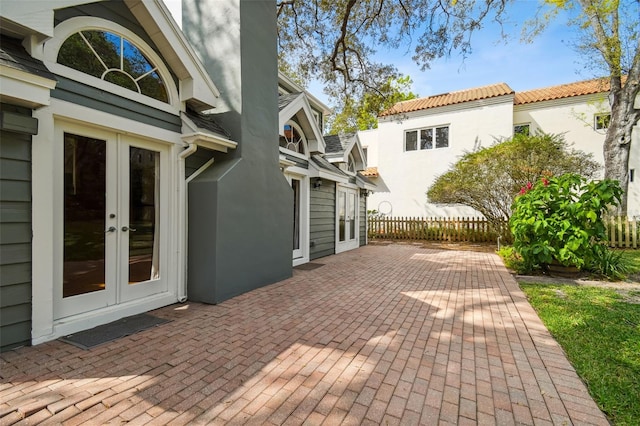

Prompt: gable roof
[
  {"left": 514, "top": 78, "right": 612, "bottom": 105},
  {"left": 379, "top": 83, "right": 514, "bottom": 117},
  {"left": 278, "top": 92, "right": 302, "bottom": 112},
  {"left": 324, "top": 133, "right": 356, "bottom": 154}
]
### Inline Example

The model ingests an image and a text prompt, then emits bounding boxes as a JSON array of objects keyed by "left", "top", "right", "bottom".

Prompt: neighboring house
[
  {"left": 277, "top": 74, "right": 375, "bottom": 264},
  {"left": 363, "top": 78, "right": 640, "bottom": 218}
]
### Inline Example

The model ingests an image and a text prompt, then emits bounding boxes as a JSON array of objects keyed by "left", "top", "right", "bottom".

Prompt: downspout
[{"left": 177, "top": 142, "right": 198, "bottom": 303}]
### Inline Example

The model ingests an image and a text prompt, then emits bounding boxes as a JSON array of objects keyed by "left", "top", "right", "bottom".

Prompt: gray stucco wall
[
  {"left": 183, "top": 0, "right": 293, "bottom": 304},
  {"left": 0, "top": 104, "right": 33, "bottom": 352},
  {"left": 309, "top": 179, "right": 336, "bottom": 260}
]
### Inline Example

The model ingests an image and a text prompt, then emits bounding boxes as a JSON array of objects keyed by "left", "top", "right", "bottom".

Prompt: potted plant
[{"left": 510, "top": 173, "right": 622, "bottom": 277}]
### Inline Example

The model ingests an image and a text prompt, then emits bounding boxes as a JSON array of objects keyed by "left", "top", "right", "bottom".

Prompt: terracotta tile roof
[
  {"left": 514, "top": 78, "right": 614, "bottom": 105},
  {"left": 379, "top": 83, "right": 514, "bottom": 117},
  {"left": 361, "top": 167, "right": 379, "bottom": 177}
]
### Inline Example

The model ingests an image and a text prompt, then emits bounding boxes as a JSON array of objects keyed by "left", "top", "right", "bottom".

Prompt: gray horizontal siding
[
  {"left": 310, "top": 180, "right": 335, "bottom": 260},
  {"left": 52, "top": 77, "right": 181, "bottom": 133},
  {"left": 282, "top": 152, "right": 309, "bottom": 169},
  {"left": 1, "top": 104, "right": 32, "bottom": 352}
]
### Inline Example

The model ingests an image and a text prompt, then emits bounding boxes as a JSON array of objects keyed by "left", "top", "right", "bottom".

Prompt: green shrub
[
  {"left": 497, "top": 245, "right": 531, "bottom": 274},
  {"left": 510, "top": 173, "right": 622, "bottom": 271},
  {"left": 589, "top": 246, "right": 634, "bottom": 280}
]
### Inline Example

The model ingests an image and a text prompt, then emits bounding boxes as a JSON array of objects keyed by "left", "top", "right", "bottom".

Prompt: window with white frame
[
  {"left": 57, "top": 30, "right": 168, "bottom": 103},
  {"left": 514, "top": 123, "right": 530, "bottom": 135},
  {"left": 405, "top": 125, "right": 449, "bottom": 152},
  {"left": 594, "top": 113, "right": 611, "bottom": 130},
  {"left": 280, "top": 122, "right": 307, "bottom": 155}
]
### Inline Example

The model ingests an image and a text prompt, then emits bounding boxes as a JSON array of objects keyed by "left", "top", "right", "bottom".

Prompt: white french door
[
  {"left": 292, "top": 178, "right": 303, "bottom": 260},
  {"left": 336, "top": 186, "right": 359, "bottom": 253},
  {"left": 55, "top": 123, "right": 169, "bottom": 319}
]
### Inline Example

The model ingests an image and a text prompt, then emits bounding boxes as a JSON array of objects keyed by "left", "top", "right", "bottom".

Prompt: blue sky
[
  {"left": 391, "top": 1, "right": 592, "bottom": 98},
  {"left": 165, "top": 0, "right": 595, "bottom": 105}
]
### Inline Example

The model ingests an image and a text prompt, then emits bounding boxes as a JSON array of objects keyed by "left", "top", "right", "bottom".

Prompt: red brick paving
[{"left": 0, "top": 245, "right": 609, "bottom": 425}]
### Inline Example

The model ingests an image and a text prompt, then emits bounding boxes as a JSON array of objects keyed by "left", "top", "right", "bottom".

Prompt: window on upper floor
[
  {"left": 280, "top": 122, "right": 306, "bottom": 155},
  {"left": 348, "top": 153, "right": 356, "bottom": 173},
  {"left": 405, "top": 125, "right": 449, "bottom": 152},
  {"left": 594, "top": 113, "right": 611, "bottom": 130},
  {"left": 514, "top": 124, "right": 530, "bottom": 136},
  {"left": 57, "top": 30, "right": 168, "bottom": 103}
]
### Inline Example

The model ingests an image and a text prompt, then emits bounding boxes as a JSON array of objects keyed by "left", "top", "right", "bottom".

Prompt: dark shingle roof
[
  {"left": 0, "top": 35, "right": 56, "bottom": 81},
  {"left": 323, "top": 133, "right": 356, "bottom": 154},
  {"left": 278, "top": 92, "right": 302, "bottom": 111},
  {"left": 184, "top": 108, "right": 231, "bottom": 139},
  {"left": 310, "top": 155, "right": 346, "bottom": 176}
]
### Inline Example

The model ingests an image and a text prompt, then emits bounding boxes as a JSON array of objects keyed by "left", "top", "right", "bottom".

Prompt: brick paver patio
[{"left": 0, "top": 244, "right": 609, "bottom": 425}]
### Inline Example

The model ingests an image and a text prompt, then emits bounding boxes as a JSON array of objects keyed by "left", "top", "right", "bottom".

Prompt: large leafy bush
[
  {"left": 427, "top": 133, "right": 599, "bottom": 236},
  {"left": 510, "top": 173, "right": 622, "bottom": 271}
]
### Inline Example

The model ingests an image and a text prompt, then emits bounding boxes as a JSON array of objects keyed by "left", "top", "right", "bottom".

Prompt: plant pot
[{"left": 545, "top": 262, "right": 581, "bottom": 278}]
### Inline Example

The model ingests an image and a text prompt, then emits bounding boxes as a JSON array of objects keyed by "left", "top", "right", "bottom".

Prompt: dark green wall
[
  {"left": 0, "top": 104, "right": 33, "bottom": 352},
  {"left": 309, "top": 179, "right": 336, "bottom": 260},
  {"left": 184, "top": 0, "right": 293, "bottom": 304}
]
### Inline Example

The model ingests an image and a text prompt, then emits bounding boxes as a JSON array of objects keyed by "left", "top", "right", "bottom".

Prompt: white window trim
[
  {"left": 404, "top": 124, "right": 450, "bottom": 152},
  {"left": 594, "top": 113, "right": 611, "bottom": 130},
  {"left": 43, "top": 17, "right": 180, "bottom": 114},
  {"left": 31, "top": 98, "right": 182, "bottom": 344},
  {"left": 283, "top": 168, "right": 310, "bottom": 266},
  {"left": 514, "top": 123, "right": 531, "bottom": 135},
  {"left": 280, "top": 121, "right": 310, "bottom": 160}
]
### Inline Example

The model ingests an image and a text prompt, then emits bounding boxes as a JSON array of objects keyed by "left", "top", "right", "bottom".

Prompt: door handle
[
  {"left": 105, "top": 226, "right": 117, "bottom": 233},
  {"left": 121, "top": 226, "right": 137, "bottom": 232}
]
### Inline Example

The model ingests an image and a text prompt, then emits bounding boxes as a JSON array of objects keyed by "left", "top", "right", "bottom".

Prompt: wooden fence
[
  {"left": 607, "top": 216, "right": 639, "bottom": 248},
  {"left": 367, "top": 216, "right": 639, "bottom": 249},
  {"left": 367, "top": 216, "right": 506, "bottom": 243}
]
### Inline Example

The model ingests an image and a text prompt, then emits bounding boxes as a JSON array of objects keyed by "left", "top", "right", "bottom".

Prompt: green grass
[
  {"left": 521, "top": 284, "right": 640, "bottom": 425},
  {"left": 622, "top": 250, "right": 640, "bottom": 274}
]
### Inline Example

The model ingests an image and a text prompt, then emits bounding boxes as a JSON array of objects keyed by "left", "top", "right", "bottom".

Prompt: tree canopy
[
  {"left": 277, "top": 0, "right": 509, "bottom": 101},
  {"left": 277, "top": 0, "right": 640, "bottom": 214},
  {"left": 326, "top": 75, "right": 417, "bottom": 134},
  {"left": 426, "top": 133, "right": 600, "bottom": 230}
]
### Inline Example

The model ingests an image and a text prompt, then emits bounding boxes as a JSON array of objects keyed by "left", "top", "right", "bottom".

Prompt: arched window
[
  {"left": 280, "top": 122, "right": 306, "bottom": 155},
  {"left": 348, "top": 153, "right": 356, "bottom": 173},
  {"left": 57, "top": 30, "right": 168, "bottom": 102}
]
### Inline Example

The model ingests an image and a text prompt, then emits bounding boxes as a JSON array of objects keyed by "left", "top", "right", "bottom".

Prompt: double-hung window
[
  {"left": 405, "top": 125, "right": 449, "bottom": 152},
  {"left": 594, "top": 113, "right": 611, "bottom": 130}
]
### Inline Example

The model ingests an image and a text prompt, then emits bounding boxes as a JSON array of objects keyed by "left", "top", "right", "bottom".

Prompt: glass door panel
[
  {"left": 63, "top": 133, "right": 107, "bottom": 297},
  {"left": 120, "top": 139, "right": 167, "bottom": 302},
  {"left": 338, "top": 190, "right": 346, "bottom": 242},
  {"left": 349, "top": 193, "right": 356, "bottom": 240},
  {"left": 128, "top": 146, "right": 160, "bottom": 284},
  {"left": 292, "top": 179, "right": 301, "bottom": 254}
]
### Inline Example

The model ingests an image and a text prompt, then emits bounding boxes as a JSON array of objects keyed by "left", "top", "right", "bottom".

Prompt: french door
[
  {"left": 292, "top": 178, "right": 303, "bottom": 260},
  {"left": 56, "top": 125, "right": 169, "bottom": 319},
  {"left": 336, "top": 186, "right": 359, "bottom": 253}
]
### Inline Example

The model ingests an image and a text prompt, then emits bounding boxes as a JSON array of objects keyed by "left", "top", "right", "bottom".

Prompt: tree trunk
[{"left": 604, "top": 76, "right": 640, "bottom": 217}]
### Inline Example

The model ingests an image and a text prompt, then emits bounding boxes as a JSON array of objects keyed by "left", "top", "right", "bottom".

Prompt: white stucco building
[{"left": 362, "top": 78, "right": 640, "bottom": 218}]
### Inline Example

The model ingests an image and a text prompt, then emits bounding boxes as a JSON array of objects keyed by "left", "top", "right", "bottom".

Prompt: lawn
[{"left": 521, "top": 283, "right": 640, "bottom": 425}]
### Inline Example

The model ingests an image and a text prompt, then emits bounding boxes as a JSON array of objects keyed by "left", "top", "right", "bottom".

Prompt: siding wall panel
[
  {"left": 0, "top": 105, "right": 33, "bottom": 352},
  {"left": 309, "top": 180, "right": 335, "bottom": 260}
]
